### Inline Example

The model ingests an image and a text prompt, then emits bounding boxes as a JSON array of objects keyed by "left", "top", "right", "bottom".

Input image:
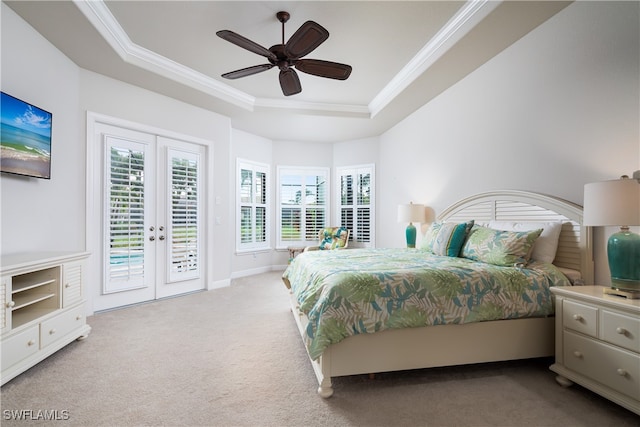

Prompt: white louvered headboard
[{"left": 438, "top": 190, "right": 594, "bottom": 284}]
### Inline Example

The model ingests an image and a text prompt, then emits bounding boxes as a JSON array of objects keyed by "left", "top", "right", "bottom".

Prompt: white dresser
[
  {"left": 1, "top": 252, "right": 91, "bottom": 385},
  {"left": 550, "top": 286, "right": 640, "bottom": 415}
]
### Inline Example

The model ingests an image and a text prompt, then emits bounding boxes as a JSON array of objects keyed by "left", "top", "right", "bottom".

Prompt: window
[
  {"left": 277, "top": 166, "right": 329, "bottom": 248},
  {"left": 337, "top": 164, "right": 375, "bottom": 248},
  {"left": 237, "top": 159, "right": 269, "bottom": 252}
]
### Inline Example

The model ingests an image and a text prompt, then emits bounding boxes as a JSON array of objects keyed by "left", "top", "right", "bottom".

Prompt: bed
[{"left": 282, "top": 190, "right": 593, "bottom": 397}]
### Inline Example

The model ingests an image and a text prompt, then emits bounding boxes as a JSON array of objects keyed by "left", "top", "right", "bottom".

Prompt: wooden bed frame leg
[{"left": 317, "top": 378, "right": 334, "bottom": 398}]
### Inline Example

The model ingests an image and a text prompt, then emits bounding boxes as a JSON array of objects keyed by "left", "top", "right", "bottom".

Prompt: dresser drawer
[
  {"left": 563, "top": 299, "right": 598, "bottom": 337},
  {"left": 601, "top": 309, "right": 640, "bottom": 353},
  {"left": 40, "top": 307, "right": 86, "bottom": 348},
  {"left": 564, "top": 330, "right": 640, "bottom": 400},
  {"left": 1, "top": 325, "right": 39, "bottom": 371}
]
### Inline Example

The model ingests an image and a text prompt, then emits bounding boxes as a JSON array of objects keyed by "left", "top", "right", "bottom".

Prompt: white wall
[
  {"left": 3, "top": 1, "right": 638, "bottom": 287},
  {"left": 1, "top": 3, "right": 84, "bottom": 254},
  {"left": 377, "top": 1, "right": 639, "bottom": 286}
]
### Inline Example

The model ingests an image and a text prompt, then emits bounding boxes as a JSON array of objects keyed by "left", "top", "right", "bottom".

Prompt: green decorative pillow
[
  {"left": 319, "top": 227, "right": 349, "bottom": 250},
  {"left": 461, "top": 225, "right": 543, "bottom": 266},
  {"left": 421, "top": 220, "right": 474, "bottom": 257}
]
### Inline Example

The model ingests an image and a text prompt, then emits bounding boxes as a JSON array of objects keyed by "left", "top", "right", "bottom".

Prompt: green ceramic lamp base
[
  {"left": 406, "top": 223, "right": 417, "bottom": 248},
  {"left": 608, "top": 228, "right": 640, "bottom": 293}
]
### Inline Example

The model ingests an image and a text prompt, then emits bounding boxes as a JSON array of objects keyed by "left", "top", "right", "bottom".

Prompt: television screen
[{"left": 1, "top": 92, "right": 52, "bottom": 179}]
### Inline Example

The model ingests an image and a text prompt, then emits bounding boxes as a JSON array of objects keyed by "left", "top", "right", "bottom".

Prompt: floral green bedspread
[{"left": 282, "top": 248, "right": 571, "bottom": 360}]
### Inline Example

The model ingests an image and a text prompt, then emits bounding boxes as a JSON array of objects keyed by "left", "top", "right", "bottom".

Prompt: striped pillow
[{"left": 422, "top": 221, "right": 474, "bottom": 257}]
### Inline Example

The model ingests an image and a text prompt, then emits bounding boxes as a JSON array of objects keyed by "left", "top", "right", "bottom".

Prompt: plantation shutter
[
  {"left": 237, "top": 160, "right": 270, "bottom": 251},
  {"left": 278, "top": 167, "right": 329, "bottom": 247},
  {"left": 337, "top": 165, "right": 375, "bottom": 248},
  {"left": 105, "top": 137, "right": 147, "bottom": 293},
  {"left": 168, "top": 149, "right": 200, "bottom": 282}
]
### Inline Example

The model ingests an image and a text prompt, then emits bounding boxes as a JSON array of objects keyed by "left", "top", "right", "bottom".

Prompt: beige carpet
[{"left": 1, "top": 271, "right": 637, "bottom": 426}]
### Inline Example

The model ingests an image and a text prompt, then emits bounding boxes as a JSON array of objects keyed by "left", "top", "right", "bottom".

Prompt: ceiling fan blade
[
  {"left": 295, "top": 59, "right": 352, "bottom": 80},
  {"left": 285, "top": 21, "right": 329, "bottom": 59},
  {"left": 279, "top": 69, "right": 301, "bottom": 96},
  {"left": 221, "top": 64, "right": 274, "bottom": 80},
  {"left": 216, "top": 30, "right": 277, "bottom": 61}
]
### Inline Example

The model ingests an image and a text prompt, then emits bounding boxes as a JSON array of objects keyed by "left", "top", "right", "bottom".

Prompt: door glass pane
[
  {"left": 169, "top": 153, "right": 199, "bottom": 280},
  {"left": 106, "top": 144, "right": 145, "bottom": 292}
]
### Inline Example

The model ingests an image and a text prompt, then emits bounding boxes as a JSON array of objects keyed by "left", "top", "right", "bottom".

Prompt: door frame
[{"left": 85, "top": 112, "right": 214, "bottom": 314}]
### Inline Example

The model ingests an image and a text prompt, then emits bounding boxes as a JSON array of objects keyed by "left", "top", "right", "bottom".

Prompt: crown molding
[
  {"left": 73, "top": 0, "right": 256, "bottom": 110},
  {"left": 73, "top": 0, "right": 494, "bottom": 119},
  {"left": 368, "top": 0, "right": 501, "bottom": 118},
  {"left": 254, "top": 98, "right": 370, "bottom": 117}
]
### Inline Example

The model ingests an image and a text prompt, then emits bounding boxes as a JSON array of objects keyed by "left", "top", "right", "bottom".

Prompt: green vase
[
  {"left": 406, "top": 223, "right": 417, "bottom": 248},
  {"left": 608, "top": 229, "right": 640, "bottom": 292}
]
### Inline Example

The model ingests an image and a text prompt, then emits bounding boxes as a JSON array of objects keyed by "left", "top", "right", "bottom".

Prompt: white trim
[
  {"left": 368, "top": 0, "right": 501, "bottom": 117},
  {"left": 73, "top": 0, "right": 255, "bottom": 110},
  {"left": 85, "top": 111, "right": 215, "bottom": 314},
  {"left": 73, "top": 0, "right": 494, "bottom": 119}
]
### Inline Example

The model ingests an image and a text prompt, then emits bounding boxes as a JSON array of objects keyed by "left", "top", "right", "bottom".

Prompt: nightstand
[{"left": 550, "top": 285, "right": 640, "bottom": 415}]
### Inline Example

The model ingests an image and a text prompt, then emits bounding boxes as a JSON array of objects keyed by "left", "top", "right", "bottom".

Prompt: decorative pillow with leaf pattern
[
  {"left": 319, "top": 227, "right": 349, "bottom": 250},
  {"left": 421, "top": 220, "right": 474, "bottom": 257},
  {"left": 461, "top": 225, "right": 542, "bottom": 266}
]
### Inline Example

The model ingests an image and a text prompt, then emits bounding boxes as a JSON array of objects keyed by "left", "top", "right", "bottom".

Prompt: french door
[{"left": 92, "top": 122, "right": 205, "bottom": 311}]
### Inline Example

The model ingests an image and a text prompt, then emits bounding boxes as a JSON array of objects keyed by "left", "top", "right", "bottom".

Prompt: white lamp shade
[
  {"left": 397, "top": 203, "right": 426, "bottom": 223},
  {"left": 583, "top": 178, "right": 640, "bottom": 226}
]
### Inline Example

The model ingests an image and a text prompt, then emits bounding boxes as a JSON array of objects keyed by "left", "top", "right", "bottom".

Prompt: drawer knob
[
  {"left": 615, "top": 327, "right": 627, "bottom": 335},
  {"left": 572, "top": 314, "right": 583, "bottom": 321},
  {"left": 65, "top": 283, "right": 70, "bottom": 288},
  {"left": 27, "top": 340, "right": 35, "bottom": 346},
  {"left": 6, "top": 301, "right": 15, "bottom": 308},
  {"left": 76, "top": 315, "right": 82, "bottom": 321},
  {"left": 49, "top": 329, "right": 56, "bottom": 335},
  {"left": 573, "top": 351, "right": 583, "bottom": 358},
  {"left": 616, "top": 368, "right": 628, "bottom": 377}
]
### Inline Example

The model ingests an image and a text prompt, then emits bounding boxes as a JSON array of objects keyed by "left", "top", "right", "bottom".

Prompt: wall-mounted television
[{"left": 1, "top": 92, "right": 52, "bottom": 179}]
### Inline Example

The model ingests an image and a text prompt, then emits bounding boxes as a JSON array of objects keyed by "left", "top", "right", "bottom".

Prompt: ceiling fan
[{"left": 216, "top": 11, "right": 352, "bottom": 96}]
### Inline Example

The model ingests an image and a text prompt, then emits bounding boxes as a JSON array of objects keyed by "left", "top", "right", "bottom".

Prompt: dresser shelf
[{"left": 1, "top": 252, "right": 91, "bottom": 385}]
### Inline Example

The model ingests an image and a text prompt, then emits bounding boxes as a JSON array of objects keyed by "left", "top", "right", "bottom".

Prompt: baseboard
[{"left": 208, "top": 278, "right": 231, "bottom": 290}]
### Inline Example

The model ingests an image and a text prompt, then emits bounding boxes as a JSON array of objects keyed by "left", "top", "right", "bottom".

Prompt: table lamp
[
  {"left": 583, "top": 174, "right": 640, "bottom": 297},
  {"left": 397, "top": 202, "right": 426, "bottom": 248}
]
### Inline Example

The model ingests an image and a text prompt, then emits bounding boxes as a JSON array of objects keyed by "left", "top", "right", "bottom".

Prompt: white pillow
[{"left": 488, "top": 221, "right": 563, "bottom": 264}]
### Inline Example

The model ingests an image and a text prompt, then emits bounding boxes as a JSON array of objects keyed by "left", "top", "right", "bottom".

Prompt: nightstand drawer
[
  {"left": 564, "top": 331, "right": 640, "bottom": 400},
  {"left": 563, "top": 299, "right": 598, "bottom": 337},
  {"left": 601, "top": 309, "right": 640, "bottom": 353}
]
